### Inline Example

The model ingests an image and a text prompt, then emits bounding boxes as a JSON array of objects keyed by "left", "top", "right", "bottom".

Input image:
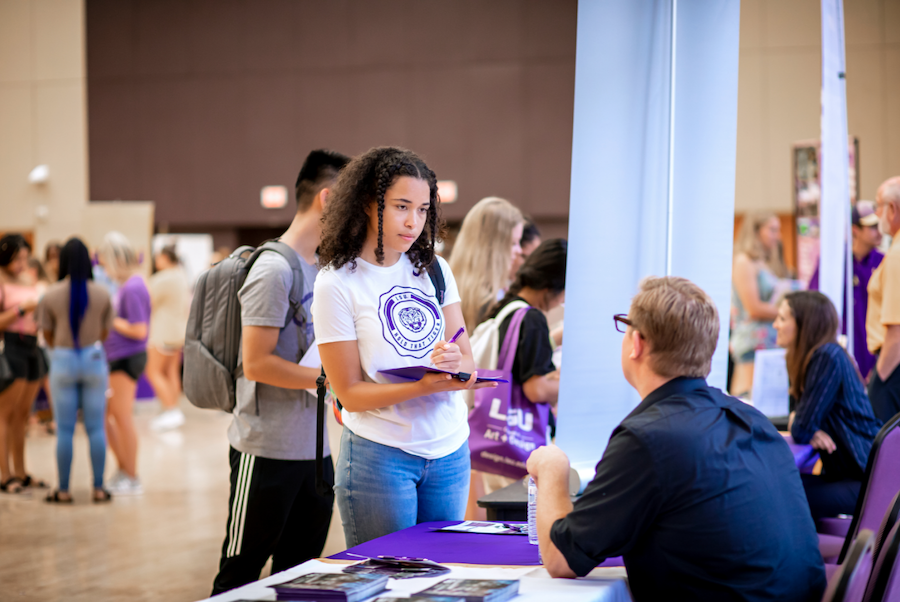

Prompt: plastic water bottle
[{"left": 527, "top": 476, "right": 539, "bottom": 545}]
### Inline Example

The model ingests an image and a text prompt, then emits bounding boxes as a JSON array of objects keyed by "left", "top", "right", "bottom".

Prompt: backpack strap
[
  {"left": 493, "top": 299, "right": 528, "bottom": 326},
  {"left": 426, "top": 261, "right": 446, "bottom": 306},
  {"left": 255, "top": 240, "right": 306, "bottom": 331},
  {"left": 315, "top": 366, "right": 333, "bottom": 496}
]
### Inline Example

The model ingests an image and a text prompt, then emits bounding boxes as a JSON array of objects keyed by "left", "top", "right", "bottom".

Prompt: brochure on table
[{"left": 200, "top": 558, "right": 629, "bottom": 602}]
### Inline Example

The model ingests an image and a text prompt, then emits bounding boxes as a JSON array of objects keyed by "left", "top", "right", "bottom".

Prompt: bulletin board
[{"left": 792, "top": 138, "right": 859, "bottom": 285}]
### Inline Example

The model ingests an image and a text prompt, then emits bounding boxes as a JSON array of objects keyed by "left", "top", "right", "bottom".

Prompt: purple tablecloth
[{"left": 329, "top": 521, "right": 624, "bottom": 567}]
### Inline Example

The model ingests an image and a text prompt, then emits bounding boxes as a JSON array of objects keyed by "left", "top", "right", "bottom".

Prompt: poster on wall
[{"left": 792, "top": 137, "right": 859, "bottom": 285}]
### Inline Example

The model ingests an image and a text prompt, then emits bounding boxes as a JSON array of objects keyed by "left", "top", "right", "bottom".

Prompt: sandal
[
  {"left": 21, "top": 474, "right": 49, "bottom": 489},
  {"left": 93, "top": 488, "right": 112, "bottom": 503},
  {"left": 0, "top": 477, "right": 25, "bottom": 494},
  {"left": 45, "top": 490, "right": 73, "bottom": 504}
]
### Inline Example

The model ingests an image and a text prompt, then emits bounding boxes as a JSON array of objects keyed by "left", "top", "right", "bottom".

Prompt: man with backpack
[{"left": 211, "top": 149, "right": 350, "bottom": 595}]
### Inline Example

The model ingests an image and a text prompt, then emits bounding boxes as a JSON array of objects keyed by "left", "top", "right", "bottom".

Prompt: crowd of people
[
  {"left": 729, "top": 179, "right": 900, "bottom": 520},
  {"left": 0, "top": 230, "right": 190, "bottom": 500},
  {"left": 2, "top": 142, "right": 899, "bottom": 601}
]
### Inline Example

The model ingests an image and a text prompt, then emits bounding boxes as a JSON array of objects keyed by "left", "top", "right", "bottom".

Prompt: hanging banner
[
  {"left": 819, "top": 0, "right": 851, "bottom": 335},
  {"left": 557, "top": 0, "right": 740, "bottom": 468}
]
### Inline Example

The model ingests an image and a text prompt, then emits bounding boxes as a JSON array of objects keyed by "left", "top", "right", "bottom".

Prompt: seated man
[{"left": 527, "top": 277, "right": 826, "bottom": 602}]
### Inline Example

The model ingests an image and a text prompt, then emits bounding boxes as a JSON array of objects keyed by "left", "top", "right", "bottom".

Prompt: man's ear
[
  {"left": 316, "top": 187, "right": 330, "bottom": 211},
  {"left": 630, "top": 330, "right": 644, "bottom": 361}
]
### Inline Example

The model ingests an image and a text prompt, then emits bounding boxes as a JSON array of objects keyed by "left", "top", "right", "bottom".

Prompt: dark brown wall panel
[{"left": 87, "top": 0, "right": 576, "bottom": 230}]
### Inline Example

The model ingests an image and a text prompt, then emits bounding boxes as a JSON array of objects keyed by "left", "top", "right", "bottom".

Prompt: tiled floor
[{"left": 0, "top": 397, "right": 346, "bottom": 602}]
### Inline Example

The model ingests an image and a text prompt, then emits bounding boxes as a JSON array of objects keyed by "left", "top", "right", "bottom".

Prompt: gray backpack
[{"left": 183, "top": 241, "right": 305, "bottom": 412}]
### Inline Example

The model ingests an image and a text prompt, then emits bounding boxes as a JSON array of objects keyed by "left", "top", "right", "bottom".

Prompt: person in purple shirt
[
  {"left": 98, "top": 232, "right": 150, "bottom": 496},
  {"left": 809, "top": 200, "right": 884, "bottom": 379}
]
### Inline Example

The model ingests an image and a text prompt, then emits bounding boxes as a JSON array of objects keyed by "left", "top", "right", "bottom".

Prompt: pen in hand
[
  {"left": 448, "top": 327, "right": 465, "bottom": 345},
  {"left": 430, "top": 327, "right": 465, "bottom": 368}
]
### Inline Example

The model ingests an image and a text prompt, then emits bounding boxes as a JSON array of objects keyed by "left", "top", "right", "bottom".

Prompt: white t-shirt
[{"left": 312, "top": 254, "right": 468, "bottom": 460}]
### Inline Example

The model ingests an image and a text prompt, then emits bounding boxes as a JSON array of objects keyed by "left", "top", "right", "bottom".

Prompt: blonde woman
[
  {"left": 147, "top": 246, "right": 190, "bottom": 431},
  {"left": 449, "top": 197, "right": 524, "bottom": 332},
  {"left": 98, "top": 232, "right": 150, "bottom": 495},
  {"left": 730, "top": 212, "right": 791, "bottom": 396}
]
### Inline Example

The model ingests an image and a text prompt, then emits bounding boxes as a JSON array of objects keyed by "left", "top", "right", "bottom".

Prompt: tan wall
[
  {"left": 0, "top": 0, "right": 89, "bottom": 253},
  {"left": 3, "top": 0, "right": 898, "bottom": 242},
  {"left": 0, "top": 0, "right": 153, "bottom": 266},
  {"left": 736, "top": 0, "right": 900, "bottom": 212}
]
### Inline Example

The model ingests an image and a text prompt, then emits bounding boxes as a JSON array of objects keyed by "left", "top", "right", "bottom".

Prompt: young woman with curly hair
[{"left": 313, "top": 146, "right": 497, "bottom": 546}]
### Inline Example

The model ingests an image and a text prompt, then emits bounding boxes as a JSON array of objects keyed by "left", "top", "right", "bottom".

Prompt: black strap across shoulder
[
  {"left": 426, "top": 261, "right": 446, "bottom": 305},
  {"left": 315, "top": 367, "right": 332, "bottom": 496}
]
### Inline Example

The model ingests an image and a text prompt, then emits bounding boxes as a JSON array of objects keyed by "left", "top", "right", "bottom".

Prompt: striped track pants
[{"left": 211, "top": 446, "right": 334, "bottom": 596}]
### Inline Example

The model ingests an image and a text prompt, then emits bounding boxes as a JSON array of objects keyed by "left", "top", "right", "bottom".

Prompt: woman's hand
[
  {"left": 430, "top": 340, "right": 462, "bottom": 372},
  {"left": 417, "top": 371, "right": 498, "bottom": 396},
  {"left": 810, "top": 430, "right": 837, "bottom": 454}
]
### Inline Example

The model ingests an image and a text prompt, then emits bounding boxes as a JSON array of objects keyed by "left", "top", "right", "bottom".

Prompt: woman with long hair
[
  {"left": 98, "top": 231, "right": 150, "bottom": 495},
  {"left": 39, "top": 238, "right": 114, "bottom": 502},
  {"left": 147, "top": 245, "right": 190, "bottom": 431},
  {"left": 449, "top": 197, "right": 524, "bottom": 332},
  {"left": 480, "top": 238, "right": 566, "bottom": 495},
  {"left": 730, "top": 212, "right": 791, "bottom": 396},
  {"left": 774, "top": 291, "right": 881, "bottom": 519},
  {"left": 0, "top": 234, "right": 48, "bottom": 493},
  {"left": 313, "top": 146, "right": 496, "bottom": 546}
]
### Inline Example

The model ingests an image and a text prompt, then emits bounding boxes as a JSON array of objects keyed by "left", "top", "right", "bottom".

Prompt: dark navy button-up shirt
[
  {"left": 551, "top": 377, "right": 826, "bottom": 602},
  {"left": 790, "top": 342, "right": 882, "bottom": 480}
]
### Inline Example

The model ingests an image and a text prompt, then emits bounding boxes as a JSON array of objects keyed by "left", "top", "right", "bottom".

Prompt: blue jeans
[
  {"left": 335, "top": 429, "right": 470, "bottom": 547},
  {"left": 49, "top": 345, "right": 109, "bottom": 490}
]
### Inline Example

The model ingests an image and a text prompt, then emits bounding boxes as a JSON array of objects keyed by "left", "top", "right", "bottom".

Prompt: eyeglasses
[{"left": 613, "top": 314, "right": 632, "bottom": 333}]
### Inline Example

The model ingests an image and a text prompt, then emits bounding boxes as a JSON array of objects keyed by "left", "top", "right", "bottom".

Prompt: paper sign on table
[{"left": 750, "top": 348, "right": 790, "bottom": 418}]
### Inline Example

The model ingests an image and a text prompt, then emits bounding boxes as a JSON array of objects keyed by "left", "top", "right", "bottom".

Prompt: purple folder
[{"left": 378, "top": 366, "right": 508, "bottom": 384}]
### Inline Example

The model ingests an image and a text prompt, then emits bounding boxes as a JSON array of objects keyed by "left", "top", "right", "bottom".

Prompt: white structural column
[
  {"left": 819, "top": 0, "right": 852, "bottom": 346},
  {"left": 556, "top": 0, "right": 741, "bottom": 467}
]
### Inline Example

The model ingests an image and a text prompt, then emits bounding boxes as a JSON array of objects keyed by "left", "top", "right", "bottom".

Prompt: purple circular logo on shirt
[
  {"left": 399, "top": 307, "right": 427, "bottom": 333},
  {"left": 379, "top": 286, "right": 442, "bottom": 359}
]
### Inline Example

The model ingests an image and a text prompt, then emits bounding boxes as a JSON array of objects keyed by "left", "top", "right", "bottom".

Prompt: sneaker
[
  {"left": 151, "top": 408, "right": 185, "bottom": 431},
  {"left": 107, "top": 475, "right": 143, "bottom": 496},
  {"left": 106, "top": 471, "right": 126, "bottom": 488}
]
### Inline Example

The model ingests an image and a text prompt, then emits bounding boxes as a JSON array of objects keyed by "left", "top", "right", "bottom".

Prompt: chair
[
  {"left": 822, "top": 530, "right": 875, "bottom": 602},
  {"left": 864, "top": 517, "right": 900, "bottom": 602},
  {"left": 871, "top": 492, "right": 900, "bottom": 564},
  {"left": 820, "top": 413, "right": 900, "bottom": 564}
]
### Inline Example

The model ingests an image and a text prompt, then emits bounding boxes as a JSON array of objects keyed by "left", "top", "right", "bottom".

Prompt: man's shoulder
[
  {"left": 624, "top": 384, "right": 770, "bottom": 441},
  {"left": 250, "top": 248, "right": 295, "bottom": 273},
  {"left": 243, "top": 250, "right": 298, "bottom": 291},
  {"left": 886, "top": 240, "right": 900, "bottom": 266}
]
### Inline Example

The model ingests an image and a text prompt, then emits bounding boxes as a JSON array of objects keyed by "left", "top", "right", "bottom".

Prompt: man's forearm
[
  {"left": 537, "top": 469, "right": 576, "bottom": 578},
  {"left": 244, "top": 355, "right": 321, "bottom": 390}
]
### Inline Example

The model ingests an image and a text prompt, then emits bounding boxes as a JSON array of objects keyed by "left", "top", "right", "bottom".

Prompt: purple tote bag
[{"left": 468, "top": 306, "right": 551, "bottom": 479}]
